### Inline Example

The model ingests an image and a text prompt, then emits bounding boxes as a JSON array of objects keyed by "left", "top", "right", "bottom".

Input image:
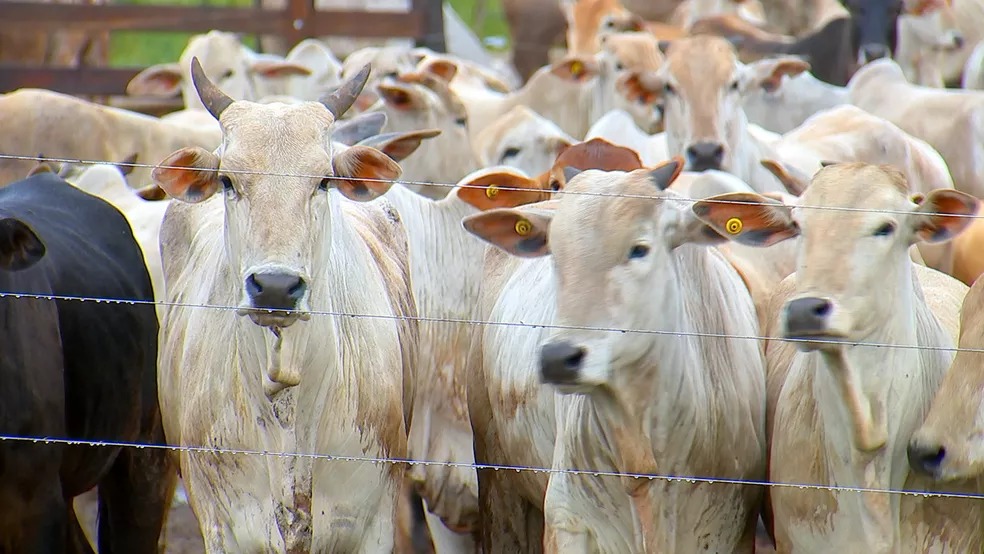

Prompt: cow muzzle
[
  {"left": 238, "top": 271, "right": 310, "bottom": 328},
  {"left": 907, "top": 438, "right": 947, "bottom": 480},
  {"left": 540, "top": 340, "right": 587, "bottom": 388},
  {"left": 782, "top": 296, "right": 848, "bottom": 350},
  {"left": 685, "top": 141, "right": 725, "bottom": 172}
]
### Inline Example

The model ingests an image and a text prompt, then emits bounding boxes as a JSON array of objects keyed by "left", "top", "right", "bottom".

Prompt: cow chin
[{"left": 237, "top": 305, "right": 311, "bottom": 329}]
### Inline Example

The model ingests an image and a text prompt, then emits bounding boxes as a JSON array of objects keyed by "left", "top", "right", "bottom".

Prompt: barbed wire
[
  {"left": 2, "top": 290, "right": 982, "bottom": 354},
  {"left": 4, "top": 152, "right": 981, "bottom": 220},
  {"left": 1, "top": 433, "right": 980, "bottom": 500}
]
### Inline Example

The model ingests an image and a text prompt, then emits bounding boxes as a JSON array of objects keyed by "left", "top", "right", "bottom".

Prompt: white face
[
  {"left": 654, "top": 36, "right": 748, "bottom": 173},
  {"left": 153, "top": 63, "right": 401, "bottom": 329}
]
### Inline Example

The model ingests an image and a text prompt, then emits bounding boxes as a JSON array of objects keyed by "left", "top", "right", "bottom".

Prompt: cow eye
[
  {"left": 729, "top": 80, "right": 740, "bottom": 92},
  {"left": 549, "top": 179, "right": 561, "bottom": 191},
  {"left": 455, "top": 116, "right": 467, "bottom": 126},
  {"left": 319, "top": 177, "right": 332, "bottom": 191},
  {"left": 500, "top": 147, "right": 521, "bottom": 162},
  {"left": 219, "top": 175, "right": 234, "bottom": 192},
  {"left": 628, "top": 244, "right": 650, "bottom": 259},
  {"left": 220, "top": 69, "right": 234, "bottom": 80},
  {"left": 873, "top": 222, "right": 896, "bottom": 237},
  {"left": 663, "top": 83, "right": 675, "bottom": 95}
]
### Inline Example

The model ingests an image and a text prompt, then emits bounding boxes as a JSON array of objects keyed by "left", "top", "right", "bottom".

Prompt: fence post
[
  {"left": 285, "top": 0, "right": 314, "bottom": 49},
  {"left": 416, "top": 0, "right": 446, "bottom": 53}
]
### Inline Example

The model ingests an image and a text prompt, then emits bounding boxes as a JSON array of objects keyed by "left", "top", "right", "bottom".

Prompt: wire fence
[{"left": 2, "top": 151, "right": 982, "bottom": 501}]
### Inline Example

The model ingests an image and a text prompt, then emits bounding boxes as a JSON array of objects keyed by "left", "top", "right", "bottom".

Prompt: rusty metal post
[{"left": 285, "top": 0, "right": 314, "bottom": 50}]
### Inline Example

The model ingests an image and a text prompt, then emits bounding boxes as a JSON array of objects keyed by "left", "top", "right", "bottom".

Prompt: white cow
[
  {"left": 463, "top": 160, "right": 766, "bottom": 552},
  {"left": 474, "top": 106, "right": 577, "bottom": 178},
  {"left": 635, "top": 35, "right": 810, "bottom": 193},
  {"left": 151, "top": 61, "right": 416, "bottom": 552},
  {"left": 847, "top": 58, "right": 984, "bottom": 199},
  {"left": 693, "top": 162, "right": 981, "bottom": 552},
  {"left": 382, "top": 166, "right": 559, "bottom": 553}
]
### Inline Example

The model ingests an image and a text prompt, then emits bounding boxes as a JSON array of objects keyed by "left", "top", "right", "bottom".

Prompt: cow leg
[
  {"left": 95, "top": 427, "right": 178, "bottom": 553},
  {"left": 474, "top": 467, "right": 544, "bottom": 554}
]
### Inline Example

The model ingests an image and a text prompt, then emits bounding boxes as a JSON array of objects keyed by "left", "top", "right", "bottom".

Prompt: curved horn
[
  {"left": 190, "top": 56, "right": 234, "bottom": 120},
  {"left": 321, "top": 64, "right": 371, "bottom": 118}
]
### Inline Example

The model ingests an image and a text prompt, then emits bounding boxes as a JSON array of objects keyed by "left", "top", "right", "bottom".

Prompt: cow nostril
[
  {"left": 288, "top": 279, "right": 306, "bottom": 298},
  {"left": 908, "top": 442, "right": 946, "bottom": 475},
  {"left": 246, "top": 273, "right": 263, "bottom": 296},
  {"left": 811, "top": 302, "right": 831, "bottom": 317},
  {"left": 565, "top": 348, "right": 586, "bottom": 368}
]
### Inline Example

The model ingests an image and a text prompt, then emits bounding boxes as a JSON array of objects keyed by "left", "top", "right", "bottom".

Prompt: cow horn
[
  {"left": 190, "top": 56, "right": 234, "bottom": 120},
  {"left": 320, "top": 64, "right": 371, "bottom": 118}
]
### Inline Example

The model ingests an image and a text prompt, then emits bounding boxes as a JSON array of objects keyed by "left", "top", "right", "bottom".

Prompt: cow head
[
  {"left": 638, "top": 35, "right": 809, "bottom": 174},
  {"left": 0, "top": 217, "right": 45, "bottom": 272},
  {"left": 152, "top": 58, "right": 400, "bottom": 329},
  {"left": 475, "top": 105, "right": 576, "bottom": 177},
  {"left": 696, "top": 163, "right": 975, "bottom": 352},
  {"left": 463, "top": 158, "right": 734, "bottom": 392},
  {"left": 908, "top": 279, "right": 984, "bottom": 481},
  {"left": 840, "top": 0, "right": 904, "bottom": 65}
]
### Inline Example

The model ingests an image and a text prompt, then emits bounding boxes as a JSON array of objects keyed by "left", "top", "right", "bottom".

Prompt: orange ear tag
[
  {"left": 725, "top": 217, "right": 743, "bottom": 234},
  {"left": 486, "top": 185, "right": 499, "bottom": 199},
  {"left": 571, "top": 61, "right": 584, "bottom": 77},
  {"left": 515, "top": 219, "right": 533, "bottom": 236}
]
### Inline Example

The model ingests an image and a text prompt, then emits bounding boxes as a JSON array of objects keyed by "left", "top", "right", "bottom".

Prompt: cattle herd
[{"left": 8, "top": 0, "right": 984, "bottom": 552}]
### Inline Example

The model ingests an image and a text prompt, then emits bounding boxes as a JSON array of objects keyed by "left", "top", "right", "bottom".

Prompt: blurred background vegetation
[{"left": 109, "top": 0, "right": 508, "bottom": 66}]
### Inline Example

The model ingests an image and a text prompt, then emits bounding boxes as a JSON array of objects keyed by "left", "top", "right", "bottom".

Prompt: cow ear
[
  {"left": 616, "top": 71, "right": 664, "bottom": 105},
  {"left": 692, "top": 191, "right": 799, "bottom": 247},
  {"left": 331, "top": 145, "right": 401, "bottom": 201},
  {"left": 0, "top": 217, "right": 45, "bottom": 271},
  {"left": 741, "top": 57, "right": 811, "bottom": 94},
  {"left": 332, "top": 112, "right": 388, "bottom": 146},
  {"left": 134, "top": 184, "right": 169, "bottom": 201},
  {"left": 152, "top": 147, "right": 221, "bottom": 203},
  {"left": 645, "top": 157, "right": 684, "bottom": 190},
  {"left": 911, "top": 189, "right": 979, "bottom": 243},
  {"left": 420, "top": 59, "right": 458, "bottom": 83},
  {"left": 27, "top": 162, "right": 55, "bottom": 177},
  {"left": 760, "top": 159, "right": 810, "bottom": 195},
  {"left": 376, "top": 82, "right": 424, "bottom": 111},
  {"left": 126, "top": 62, "right": 183, "bottom": 97},
  {"left": 462, "top": 207, "right": 553, "bottom": 258},
  {"left": 356, "top": 129, "right": 442, "bottom": 162},
  {"left": 456, "top": 171, "right": 547, "bottom": 209},
  {"left": 550, "top": 57, "right": 600, "bottom": 83},
  {"left": 250, "top": 59, "right": 312, "bottom": 78}
]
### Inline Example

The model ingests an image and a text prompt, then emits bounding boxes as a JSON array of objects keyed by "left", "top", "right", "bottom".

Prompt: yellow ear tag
[
  {"left": 571, "top": 61, "right": 584, "bottom": 77},
  {"left": 486, "top": 185, "right": 499, "bottom": 199},
  {"left": 515, "top": 219, "right": 533, "bottom": 236},
  {"left": 725, "top": 217, "right": 743, "bottom": 234}
]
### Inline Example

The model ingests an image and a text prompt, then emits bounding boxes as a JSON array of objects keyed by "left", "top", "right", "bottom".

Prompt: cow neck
[{"left": 809, "top": 264, "right": 946, "bottom": 551}]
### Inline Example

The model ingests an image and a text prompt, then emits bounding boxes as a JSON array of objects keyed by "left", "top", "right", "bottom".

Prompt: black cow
[
  {"left": 713, "top": 0, "right": 902, "bottom": 86},
  {"left": 0, "top": 172, "right": 174, "bottom": 553}
]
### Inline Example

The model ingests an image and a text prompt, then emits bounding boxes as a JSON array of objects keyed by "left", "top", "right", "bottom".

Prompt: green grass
[{"left": 108, "top": 0, "right": 507, "bottom": 67}]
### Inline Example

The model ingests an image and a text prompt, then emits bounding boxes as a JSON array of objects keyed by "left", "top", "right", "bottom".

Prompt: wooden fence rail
[{"left": 0, "top": 0, "right": 445, "bottom": 100}]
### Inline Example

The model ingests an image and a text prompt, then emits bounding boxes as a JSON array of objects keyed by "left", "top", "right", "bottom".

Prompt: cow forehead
[
  {"left": 223, "top": 101, "right": 334, "bottom": 143},
  {"left": 605, "top": 35, "right": 662, "bottom": 69},
  {"left": 220, "top": 102, "right": 335, "bottom": 172},
  {"left": 552, "top": 171, "right": 664, "bottom": 259},
  {"left": 665, "top": 36, "right": 738, "bottom": 87},
  {"left": 797, "top": 163, "right": 910, "bottom": 229}
]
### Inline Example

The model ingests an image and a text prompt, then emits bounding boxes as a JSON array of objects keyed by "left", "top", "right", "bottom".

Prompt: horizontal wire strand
[
  {"left": 2, "top": 290, "right": 983, "bottom": 354},
  {"left": 4, "top": 152, "right": 981, "bottom": 220},
  {"left": 1, "top": 433, "right": 980, "bottom": 500}
]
